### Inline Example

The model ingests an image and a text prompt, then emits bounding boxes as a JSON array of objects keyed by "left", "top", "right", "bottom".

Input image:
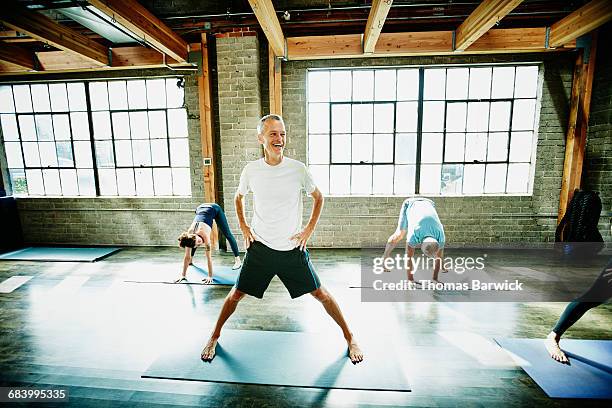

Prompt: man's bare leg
[
  {"left": 544, "top": 331, "right": 569, "bottom": 364},
  {"left": 201, "top": 287, "right": 246, "bottom": 361},
  {"left": 311, "top": 287, "right": 364, "bottom": 364}
]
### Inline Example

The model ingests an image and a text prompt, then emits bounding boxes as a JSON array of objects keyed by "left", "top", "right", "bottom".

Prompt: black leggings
[{"left": 552, "top": 258, "right": 612, "bottom": 336}]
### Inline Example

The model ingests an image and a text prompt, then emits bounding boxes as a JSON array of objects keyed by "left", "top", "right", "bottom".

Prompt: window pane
[
  {"left": 309, "top": 133, "right": 329, "bottom": 164},
  {"left": 309, "top": 103, "right": 330, "bottom": 133},
  {"left": 31, "top": 84, "right": 51, "bottom": 112},
  {"left": 92, "top": 111, "right": 112, "bottom": 139},
  {"left": 0, "top": 86, "right": 15, "bottom": 113},
  {"left": 468, "top": 67, "right": 492, "bottom": 100},
  {"left": 330, "top": 165, "right": 350, "bottom": 195},
  {"left": 353, "top": 70, "right": 374, "bottom": 101},
  {"left": 166, "top": 78, "right": 184, "bottom": 108},
  {"left": 373, "top": 165, "right": 393, "bottom": 194},
  {"left": 5, "top": 142, "right": 23, "bottom": 168},
  {"left": 153, "top": 168, "right": 172, "bottom": 195},
  {"left": 25, "top": 169, "right": 44, "bottom": 195},
  {"left": 509, "top": 131, "right": 532, "bottom": 162},
  {"left": 132, "top": 140, "right": 152, "bottom": 166},
  {"left": 42, "top": 169, "right": 61, "bottom": 195},
  {"left": 396, "top": 102, "right": 418, "bottom": 132},
  {"left": 489, "top": 101, "right": 511, "bottom": 132},
  {"left": 395, "top": 133, "right": 417, "bottom": 164},
  {"left": 309, "top": 165, "right": 329, "bottom": 195},
  {"left": 60, "top": 169, "right": 78, "bottom": 196},
  {"left": 49, "top": 83, "right": 69, "bottom": 112},
  {"left": 112, "top": 112, "right": 131, "bottom": 139},
  {"left": 115, "top": 140, "right": 133, "bottom": 166},
  {"left": 19, "top": 116, "right": 36, "bottom": 141},
  {"left": 70, "top": 112, "right": 90, "bottom": 140},
  {"left": 77, "top": 169, "right": 95, "bottom": 196},
  {"left": 1, "top": 114, "right": 19, "bottom": 140},
  {"left": 446, "top": 68, "right": 469, "bottom": 100},
  {"left": 424, "top": 68, "right": 445, "bottom": 100},
  {"left": 172, "top": 168, "right": 191, "bottom": 196},
  {"left": 422, "top": 101, "right": 444, "bottom": 132},
  {"left": 117, "top": 168, "right": 136, "bottom": 196},
  {"left": 151, "top": 139, "right": 169, "bottom": 166},
  {"left": 352, "top": 134, "right": 373, "bottom": 163},
  {"left": 35, "top": 115, "right": 53, "bottom": 141},
  {"left": 13, "top": 85, "right": 33, "bottom": 113},
  {"left": 397, "top": 69, "right": 419, "bottom": 100},
  {"left": 394, "top": 164, "right": 416, "bottom": 195},
  {"left": 23, "top": 142, "right": 41, "bottom": 166},
  {"left": 127, "top": 80, "right": 147, "bottom": 109},
  {"left": 98, "top": 169, "right": 117, "bottom": 195},
  {"left": 95, "top": 140, "right": 114, "bottom": 167},
  {"left": 441, "top": 164, "right": 463, "bottom": 194},
  {"left": 135, "top": 168, "right": 154, "bottom": 196},
  {"left": 56, "top": 142, "right": 73, "bottom": 167},
  {"left": 420, "top": 164, "right": 441, "bottom": 194},
  {"left": 308, "top": 71, "right": 330, "bottom": 102},
  {"left": 484, "top": 163, "right": 507, "bottom": 193},
  {"left": 463, "top": 164, "right": 484, "bottom": 194},
  {"left": 108, "top": 80, "right": 128, "bottom": 110},
  {"left": 512, "top": 99, "right": 536, "bottom": 130},
  {"left": 74, "top": 141, "right": 93, "bottom": 168},
  {"left": 129, "top": 111, "right": 149, "bottom": 139},
  {"left": 373, "top": 133, "right": 393, "bottom": 162},
  {"left": 168, "top": 108, "right": 188, "bottom": 138},
  {"left": 487, "top": 132, "right": 508, "bottom": 162},
  {"left": 374, "top": 103, "right": 394, "bottom": 133},
  {"left": 89, "top": 82, "right": 109, "bottom": 110},
  {"left": 148, "top": 111, "right": 167, "bottom": 139},
  {"left": 491, "top": 67, "right": 515, "bottom": 99},
  {"left": 465, "top": 132, "right": 487, "bottom": 162},
  {"left": 352, "top": 104, "right": 373, "bottom": 133},
  {"left": 507, "top": 163, "right": 530, "bottom": 193},
  {"left": 466, "top": 102, "right": 489, "bottom": 132},
  {"left": 9, "top": 169, "right": 27, "bottom": 195},
  {"left": 351, "top": 165, "right": 372, "bottom": 195},
  {"left": 446, "top": 102, "right": 467, "bottom": 132},
  {"left": 330, "top": 71, "right": 351, "bottom": 102},
  {"left": 445, "top": 133, "right": 465, "bottom": 162},
  {"left": 421, "top": 133, "right": 443, "bottom": 163},
  {"left": 331, "top": 104, "right": 350, "bottom": 133},
  {"left": 515, "top": 66, "right": 538, "bottom": 98},
  {"left": 170, "top": 138, "right": 189, "bottom": 167},
  {"left": 67, "top": 83, "right": 87, "bottom": 111},
  {"left": 147, "top": 79, "right": 166, "bottom": 109},
  {"left": 52, "top": 114, "right": 70, "bottom": 140},
  {"left": 39, "top": 142, "right": 58, "bottom": 167},
  {"left": 331, "top": 134, "right": 351, "bottom": 163},
  {"left": 375, "top": 70, "right": 396, "bottom": 101}
]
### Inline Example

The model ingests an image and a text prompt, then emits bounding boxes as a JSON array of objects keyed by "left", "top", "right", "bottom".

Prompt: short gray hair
[{"left": 257, "top": 114, "right": 284, "bottom": 134}]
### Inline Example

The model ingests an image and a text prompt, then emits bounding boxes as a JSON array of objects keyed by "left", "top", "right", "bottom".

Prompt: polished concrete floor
[{"left": 0, "top": 247, "right": 610, "bottom": 407}]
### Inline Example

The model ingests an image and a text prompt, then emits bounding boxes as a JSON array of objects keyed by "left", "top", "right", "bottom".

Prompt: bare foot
[
  {"left": 201, "top": 336, "right": 219, "bottom": 361},
  {"left": 544, "top": 332, "right": 569, "bottom": 364},
  {"left": 347, "top": 339, "right": 364, "bottom": 364}
]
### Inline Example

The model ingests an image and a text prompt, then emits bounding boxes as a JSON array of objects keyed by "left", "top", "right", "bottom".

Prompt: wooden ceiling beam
[
  {"left": 0, "top": 1, "right": 108, "bottom": 65},
  {"left": 247, "top": 0, "right": 285, "bottom": 56},
  {"left": 549, "top": 0, "right": 612, "bottom": 48},
  {"left": 0, "top": 40, "right": 37, "bottom": 70},
  {"left": 87, "top": 0, "right": 189, "bottom": 62},
  {"left": 455, "top": 0, "right": 524, "bottom": 51},
  {"left": 363, "top": 0, "right": 393, "bottom": 54}
]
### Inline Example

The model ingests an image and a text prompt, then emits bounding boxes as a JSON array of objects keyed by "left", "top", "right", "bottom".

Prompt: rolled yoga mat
[{"left": 0, "top": 247, "right": 121, "bottom": 262}]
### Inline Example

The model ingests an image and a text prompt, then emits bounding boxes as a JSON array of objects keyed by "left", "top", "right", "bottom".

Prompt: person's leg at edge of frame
[
  {"left": 213, "top": 205, "right": 242, "bottom": 269},
  {"left": 201, "top": 287, "right": 246, "bottom": 361}
]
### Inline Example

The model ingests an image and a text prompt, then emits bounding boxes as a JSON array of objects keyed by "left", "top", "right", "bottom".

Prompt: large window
[
  {"left": 0, "top": 77, "right": 191, "bottom": 197},
  {"left": 307, "top": 65, "right": 540, "bottom": 196}
]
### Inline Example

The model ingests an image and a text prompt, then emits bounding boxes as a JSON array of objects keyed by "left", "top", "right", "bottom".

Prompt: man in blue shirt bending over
[{"left": 382, "top": 197, "right": 447, "bottom": 283}]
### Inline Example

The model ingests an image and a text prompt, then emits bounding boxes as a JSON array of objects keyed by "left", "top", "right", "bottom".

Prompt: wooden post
[{"left": 268, "top": 44, "right": 282, "bottom": 115}]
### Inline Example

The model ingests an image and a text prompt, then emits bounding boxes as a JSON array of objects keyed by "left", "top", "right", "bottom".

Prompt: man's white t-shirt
[{"left": 237, "top": 157, "right": 316, "bottom": 251}]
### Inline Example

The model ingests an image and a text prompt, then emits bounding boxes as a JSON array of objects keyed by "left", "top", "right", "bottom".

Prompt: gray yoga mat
[
  {"left": 143, "top": 329, "right": 410, "bottom": 391},
  {"left": 125, "top": 265, "right": 238, "bottom": 286},
  {"left": 495, "top": 338, "right": 612, "bottom": 399},
  {"left": 0, "top": 247, "right": 121, "bottom": 262}
]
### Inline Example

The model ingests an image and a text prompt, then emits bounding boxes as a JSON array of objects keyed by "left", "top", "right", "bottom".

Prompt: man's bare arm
[
  {"left": 235, "top": 192, "right": 255, "bottom": 248},
  {"left": 291, "top": 187, "right": 324, "bottom": 250}
]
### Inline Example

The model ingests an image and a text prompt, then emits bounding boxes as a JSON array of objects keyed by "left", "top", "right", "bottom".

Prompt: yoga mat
[
  {"left": 0, "top": 276, "right": 33, "bottom": 293},
  {"left": 125, "top": 265, "right": 238, "bottom": 286},
  {"left": 0, "top": 247, "right": 121, "bottom": 262},
  {"left": 143, "top": 329, "right": 410, "bottom": 391},
  {"left": 495, "top": 338, "right": 612, "bottom": 399}
]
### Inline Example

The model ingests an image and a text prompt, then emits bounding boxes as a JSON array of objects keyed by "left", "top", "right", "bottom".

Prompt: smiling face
[{"left": 257, "top": 118, "right": 286, "bottom": 164}]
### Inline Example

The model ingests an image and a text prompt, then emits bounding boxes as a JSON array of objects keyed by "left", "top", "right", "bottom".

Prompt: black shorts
[{"left": 236, "top": 241, "right": 321, "bottom": 299}]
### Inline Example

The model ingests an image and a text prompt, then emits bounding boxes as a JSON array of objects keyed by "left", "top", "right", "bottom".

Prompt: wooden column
[
  {"left": 197, "top": 34, "right": 219, "bottom": 248},
  {"left": 557, "top": 33, "right": 598, "bottom": 223},
  {"left": 268, "top": 44, "right": 282, "bottom": 115}
]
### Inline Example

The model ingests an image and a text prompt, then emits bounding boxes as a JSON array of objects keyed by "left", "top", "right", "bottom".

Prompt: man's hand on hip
[
  {"left": 240, "top": 225, "right": 255, "bottom": 249},
  {"left": 291, "top": 226, "right": 314, "bottom": 251}
]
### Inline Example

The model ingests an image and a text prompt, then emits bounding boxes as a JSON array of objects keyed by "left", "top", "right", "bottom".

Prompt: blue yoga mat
[
  {"left": 125, "top": 264, "right": 238, "bottom": 286},
  {"left": 143, "top": 329, "right": 410, "bottom": 391},
  {"left": 0, "top": 247, "right": 121, "bottom": 262},
  {"left": 495, "top": 338, "right": 612, "bottom": 399}
]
